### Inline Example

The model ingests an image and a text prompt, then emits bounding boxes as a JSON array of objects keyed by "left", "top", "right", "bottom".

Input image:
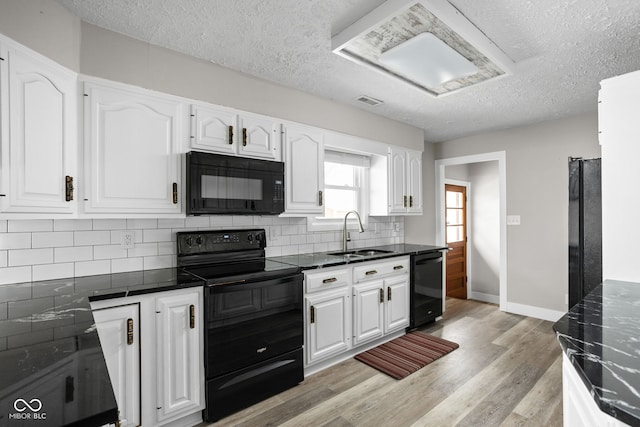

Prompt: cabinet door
[
  {"left": 306, "top": 289, "right": 350, "bottom": 365},
  {"left": 190, "top": 103, "right": 237, "bottom": 154},
  {"left": 84, "top": 81, "right": 182, "bottom": 214},
  {"left": 238, "top": 112, "right": 281, "bottom": 160},
  {"left": 384, "top": 275, "right": 410, "bottom": 333},
  {"left": 352, "top": 281, "right": 384, "bottom": 346},
  {"left": 407, "top": 150, "right": 423, "bottom": 214},
  {"left": 0, "top": 43, "right": 77, "bottom": 215},
  {"left": 283, "top": 124, "right": 324, "bottom": 214},
  {"left": 155, "top": 289, "right": 204, "bottom": 424},
  {"left": 388, "top": 148, "right": 407, "bottom": 214},
  {"left": 92, "top": 304, "right": 141, "bottom": 427}
]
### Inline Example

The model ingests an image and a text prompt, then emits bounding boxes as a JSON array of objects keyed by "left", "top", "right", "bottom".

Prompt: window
[{"left": 308, "top": 149, "right": 370, "bottom": 231}]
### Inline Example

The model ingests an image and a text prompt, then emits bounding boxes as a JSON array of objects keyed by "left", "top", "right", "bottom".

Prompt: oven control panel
[{"left": 177, "top": 229, "right": 266, "bottom": 256}]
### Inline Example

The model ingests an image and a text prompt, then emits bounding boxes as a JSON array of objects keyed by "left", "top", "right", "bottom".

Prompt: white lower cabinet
[
  {"left": 154, "top": 291, "right": 204, "bottom": 424},
  {"left": 91, "top": 287, "right": 204, "bottom": 427},
  {"left": 562, "top": 353, "right": 627, "bottom": 427},
  {"left": 92, "top": 304, "right": 141, "bottom": 427},
  {"left": 352, "top": 280, "right": 384, "bottom": 346},
  {"left": 304, "top": 256, "right": 410, "bottom": 370},
  {"left": 304, "top": 266, "right": 351, "bottom": 365}
]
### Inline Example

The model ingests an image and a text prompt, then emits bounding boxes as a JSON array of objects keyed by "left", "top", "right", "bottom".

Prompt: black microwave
[{"left": 186, "top": 151, "right": 285, "bottom": 215}]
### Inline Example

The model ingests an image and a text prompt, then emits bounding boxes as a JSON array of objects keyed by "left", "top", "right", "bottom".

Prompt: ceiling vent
[
  {"left": 332, "top": 0, "right": 515, "bottom": 98},
  {"left": 355, "top": 95, "right": 384, "bottom": 106}
]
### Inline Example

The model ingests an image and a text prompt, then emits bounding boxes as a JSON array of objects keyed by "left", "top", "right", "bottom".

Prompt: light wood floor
[{"left": 207, "top": 298, "right": 563, "bottom": 427}]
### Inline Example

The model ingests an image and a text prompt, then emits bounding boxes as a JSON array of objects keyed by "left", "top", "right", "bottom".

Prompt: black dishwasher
[{"left": 409, "top": 251, "right": 444, "bottom": 329}]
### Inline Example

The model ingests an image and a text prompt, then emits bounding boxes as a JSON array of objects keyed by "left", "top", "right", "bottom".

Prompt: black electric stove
[{"left": 177, "top": 229, "right": 304, "bottom": 422}]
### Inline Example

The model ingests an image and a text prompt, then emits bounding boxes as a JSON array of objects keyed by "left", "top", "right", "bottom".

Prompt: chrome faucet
[{"left": 343, "top": 210, "right": 365, "bottom": 252}]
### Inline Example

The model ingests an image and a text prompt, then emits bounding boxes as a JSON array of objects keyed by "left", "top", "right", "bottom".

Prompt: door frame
[
  {"left": 435, "top": 151, "right": 507, "bottom": 312},
  {"left": 444, "top": 179, "right": 470, "bottom": 299}
]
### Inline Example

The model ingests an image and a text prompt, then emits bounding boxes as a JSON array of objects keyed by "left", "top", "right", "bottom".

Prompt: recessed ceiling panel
[{"left": 332, "top": 0, "right": 515, "bottom": 97}]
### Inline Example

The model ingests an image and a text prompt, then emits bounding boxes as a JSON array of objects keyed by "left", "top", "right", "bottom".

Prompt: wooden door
[{"left": 445, "top": 184, "right": 467, "bottom": 298}]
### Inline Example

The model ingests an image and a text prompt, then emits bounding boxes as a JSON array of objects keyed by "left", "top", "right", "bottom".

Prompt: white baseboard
[
  {"left": 469, "top": 291, "right": 500, "bottom": 305},
  {"left": 506, "top": 301, "right": 565, "bottom": 322}
]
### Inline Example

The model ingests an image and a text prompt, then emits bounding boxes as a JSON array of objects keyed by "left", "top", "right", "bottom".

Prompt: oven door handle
[{"left": 209, "top": 279, "right": 247, "bottom": 287}]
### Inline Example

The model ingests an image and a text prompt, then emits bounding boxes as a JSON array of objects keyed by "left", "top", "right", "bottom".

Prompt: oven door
[
  {"left": 187, "top": 151, "right": 284, "bottom": 215},
  {"left": 205, "top": 273, "right": 303, "bottom": 377}
]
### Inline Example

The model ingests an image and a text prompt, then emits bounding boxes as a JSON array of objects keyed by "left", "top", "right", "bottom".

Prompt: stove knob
[
  {"left": 255, "top": 233, "right": 262, "bottom": 242},
  {"left": 185, "top": 236, "right": 193, "bottom": 247},
  {"left": 196, "top": 236, "right": 204, "bottom": 245},
  {"left": 247, "top": 234, "right": 253, "bottom": 242}
]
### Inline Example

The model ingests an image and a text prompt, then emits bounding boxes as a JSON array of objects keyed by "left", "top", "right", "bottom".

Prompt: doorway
[
  {"left": 435, "top": 151, "right": 507, "bottom": 312},
  {"left": 445, "top": 184, "right": 467, "bottom": 298}
]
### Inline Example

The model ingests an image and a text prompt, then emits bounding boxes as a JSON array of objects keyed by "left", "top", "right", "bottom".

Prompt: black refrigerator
[{"left": 568, "top": 157, "right": 602, "bottom": 308}]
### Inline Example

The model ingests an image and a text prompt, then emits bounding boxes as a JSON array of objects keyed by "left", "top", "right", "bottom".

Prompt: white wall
[
  {"left": 467, "top": 161, "right": 500, "bottom": 299},
  {"left": 434, "top": 113, "right": 601, "bottom": 314},
  {"left": 599, "top": 70, "right": 640, "bottom": 282}
]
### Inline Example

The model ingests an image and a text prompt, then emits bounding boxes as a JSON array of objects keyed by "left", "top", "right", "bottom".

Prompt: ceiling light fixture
[{"left": 332, "top": 0, "right": 515, "bottom": 97}]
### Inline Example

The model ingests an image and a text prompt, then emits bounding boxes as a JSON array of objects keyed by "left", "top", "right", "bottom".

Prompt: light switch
[{"left": 507, "top": 215, "right": 521, "bottom": 226}]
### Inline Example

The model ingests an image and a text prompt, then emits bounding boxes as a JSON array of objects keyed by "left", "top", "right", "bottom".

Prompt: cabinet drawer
[
  {"left": 305, "top": 268, "right": 350, "bottom": 293},
  {"left": 353, "top": 257, "right": 409, "bottom": 283}
]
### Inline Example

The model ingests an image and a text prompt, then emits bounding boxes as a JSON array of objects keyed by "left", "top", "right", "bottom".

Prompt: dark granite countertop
[
  {"left": 270, "top": 244, "right": 448, "bottom": 269},
  {"left": 553, "top": 280, "right": 640, "bottom": 426},
  {"left": 0, "top": 268, "right": 203, "bottom": 427}
]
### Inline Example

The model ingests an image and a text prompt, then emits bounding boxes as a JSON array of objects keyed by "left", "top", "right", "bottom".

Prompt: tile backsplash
[{"left": 0, "top": 216, "right": 404, "bottom": 285}]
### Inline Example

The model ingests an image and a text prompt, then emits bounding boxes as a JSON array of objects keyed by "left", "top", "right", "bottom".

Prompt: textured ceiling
[{"left": 55, "top": 0, "right": 640, "bottom": 143}]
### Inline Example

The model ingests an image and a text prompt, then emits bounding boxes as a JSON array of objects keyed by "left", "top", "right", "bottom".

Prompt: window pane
[
  {"left": 446, "top": 208, "right": 463, "bottom": 225},
  {"left": 446, "top": 191, "right": 463, "bottom": 208},
  {"left": 325, "top": 162, "right": 355, "bottom": 186},
  {"left": 324, "top": 188, "right": 357, "bottom": 218},
  {"left": 446, "top": 225, "right": 464, "bottom": 243}
]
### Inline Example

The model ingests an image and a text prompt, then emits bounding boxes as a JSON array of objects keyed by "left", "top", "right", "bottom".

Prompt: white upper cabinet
[
  {"left": 83, "top": 80, "right": 184, "bottom": 216},
  {"left": 282, "top": 123, "right": 324, "bottom": 214},
  {"left": 371, "top": 146, "right": 423, "bottom": 215},
  {"left": 190, "top": 103, "right": 281, "bottom": 160},
  {"left": 0, "top": 37, "right": 77, "bottom": 217}
]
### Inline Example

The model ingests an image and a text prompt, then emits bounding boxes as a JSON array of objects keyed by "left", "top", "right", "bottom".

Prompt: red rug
[{"left": 354, "top": 331, "right": 459, "bottom": 379}]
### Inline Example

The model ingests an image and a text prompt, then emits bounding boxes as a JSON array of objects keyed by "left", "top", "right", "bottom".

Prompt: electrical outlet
[
  {"left": 121, "top": 231, "right": 135, "bottom": 249},
  {"left": 507, "top": 215, "right": 521, "bottom": 225},
  {"left": 393, "top": 223, "right": 400, "bottom": 232}
]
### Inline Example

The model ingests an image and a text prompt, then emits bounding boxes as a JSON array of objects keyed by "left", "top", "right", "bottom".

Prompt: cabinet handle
[
  {"left": 409, "top": 195, "right": 413, "bottom": 208},
  {"left": 65, "top": 176, "right": 74, "bottom": 202},
  {"left": 172, "top": 182, "right": 178, "bottom": 204},
  {"left": 365, "top": 270, "right": 377, "bottom": 276},
  {"left": 228, "top": 125, "right": 234, "bottom": 144},
  {"left": 388, "top": 287, "right": 392, "bottom": 301},
  {"left": 189, "top": 305, "right": 195, "bottom": 329},
  {"left": 322, "top": 277, "right": 337, "bottom": 284},
  {"left": 393, "top": 265, "right": 404, "bottom": 270},
  {"left": 404, "top": 195, "right": 407, "bottom": 208},
  {"left": 379, "top": 288, "right": 384, "bottom": 304},
  {"left": 126, "top": 318, "right": 134, "bottom": 345},
  {"left": 318, "top": 190, "right": 323, "bottom": 206},
  {"left": 242, "top": 128, "right": 247, "bottom": 146},
  {"left": 310, "top": 306, "right": 315, "bottom": 324}
]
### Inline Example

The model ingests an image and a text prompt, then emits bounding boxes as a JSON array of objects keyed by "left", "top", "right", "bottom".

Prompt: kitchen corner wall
[{"left": 0, "top": 216, "right": 404, "bottom": 285}]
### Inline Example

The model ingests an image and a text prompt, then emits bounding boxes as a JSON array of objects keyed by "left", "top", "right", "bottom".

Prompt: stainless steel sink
[{"left": 328, "top": 249, "right": 393, "bottom": 257}]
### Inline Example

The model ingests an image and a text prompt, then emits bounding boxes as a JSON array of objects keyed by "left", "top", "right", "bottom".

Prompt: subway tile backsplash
[{"left": 0, "top": 216, "right": 404, "bottom": 285}]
